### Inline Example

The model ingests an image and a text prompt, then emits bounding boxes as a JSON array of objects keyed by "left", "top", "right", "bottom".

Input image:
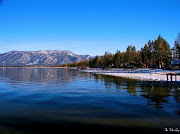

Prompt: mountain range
[{"left": 0, "top": 50, "right": 92, "bottom": 66}]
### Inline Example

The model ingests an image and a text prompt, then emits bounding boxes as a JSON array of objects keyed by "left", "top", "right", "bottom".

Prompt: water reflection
[
  {"left": 0, "top": 67, "right": 89, "bottom": 86},
  {"left": 93, "top": 74, "right": 180, "bottom": 110},
  {"left": 0, "top": 68, "right": 180, "bottom": 133},
  {"left": 0, "top": 68, "right": 179, "bottom": 111}
]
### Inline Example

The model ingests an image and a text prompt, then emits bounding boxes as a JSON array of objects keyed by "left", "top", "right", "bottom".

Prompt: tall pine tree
[
  {"left": 154, "top": 35, "right": 171, "bottom": 68},
  {"left": 174, "top": 33, "right": 180, "bottom": 59}
]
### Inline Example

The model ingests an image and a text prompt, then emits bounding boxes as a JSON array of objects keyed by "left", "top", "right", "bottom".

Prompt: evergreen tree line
[{"left": 61, "top": 34, "right": 180, "bottom": 69}]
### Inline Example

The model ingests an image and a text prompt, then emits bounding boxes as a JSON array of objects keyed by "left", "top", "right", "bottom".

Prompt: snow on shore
[{"left": 80, "top": 68, "right": 180, "bottom": 81}]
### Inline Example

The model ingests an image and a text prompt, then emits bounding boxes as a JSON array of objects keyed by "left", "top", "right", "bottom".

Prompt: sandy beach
[{"left": 80, "top": 68, "right": 180, "bottom": 81}]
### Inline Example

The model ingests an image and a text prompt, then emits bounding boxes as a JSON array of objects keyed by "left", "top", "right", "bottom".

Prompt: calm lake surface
[{"left": 0, "top": 68, "right": 179, "bottom": 133}]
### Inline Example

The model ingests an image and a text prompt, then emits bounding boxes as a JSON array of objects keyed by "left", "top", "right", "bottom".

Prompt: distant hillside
[{"left": 0, "top": 50, "right": 92, "bottom": 66}]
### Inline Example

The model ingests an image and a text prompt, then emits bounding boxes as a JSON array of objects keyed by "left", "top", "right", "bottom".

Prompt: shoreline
[
  {"left": 80, "top": 68, "right": 180, "bottom": 82},
  {"left": 0, "top": 66, "right": 77, "bottom": 69},
  {"left": 0, "top": 67, "right": 179, "bottom": 81}
]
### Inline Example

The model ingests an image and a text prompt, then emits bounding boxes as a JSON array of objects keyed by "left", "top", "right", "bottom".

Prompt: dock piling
[{"left": 166, "top": 73, "right": 180, "bottom": 82}]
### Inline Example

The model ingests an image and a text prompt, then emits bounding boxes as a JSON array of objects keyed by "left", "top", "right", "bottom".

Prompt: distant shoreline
[
  {"left": 0, "top": 67, "right": 179, "bottom": 81},
  {"left": 0, "top": 66, "right": 77, "bottom": 70},
  {"left": 0, "top": 66, "right": 76, "bottom": 68}
]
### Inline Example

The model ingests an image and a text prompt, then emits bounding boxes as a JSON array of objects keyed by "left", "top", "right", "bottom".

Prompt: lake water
[{"left": 0, "top": 68, "right": 179, "bottom": 133}]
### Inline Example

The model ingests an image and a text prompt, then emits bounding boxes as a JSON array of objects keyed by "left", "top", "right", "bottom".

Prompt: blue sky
[{"left": 0, "top": 0, "right": 179, "bottom": 56}]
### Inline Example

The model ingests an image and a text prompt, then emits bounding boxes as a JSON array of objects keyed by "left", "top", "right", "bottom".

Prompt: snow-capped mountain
[{"left": 0, "top": 50, "right": 92, "bottom": 66}]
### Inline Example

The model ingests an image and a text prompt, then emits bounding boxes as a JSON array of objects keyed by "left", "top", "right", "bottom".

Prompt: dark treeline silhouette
[{"left": 60, "top": 34, "right": 180, "bottom": 69}]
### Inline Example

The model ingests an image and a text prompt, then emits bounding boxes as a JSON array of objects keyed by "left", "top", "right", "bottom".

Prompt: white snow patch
[{"left": 80, "top": 68, "right": 180, "bottom": 81}]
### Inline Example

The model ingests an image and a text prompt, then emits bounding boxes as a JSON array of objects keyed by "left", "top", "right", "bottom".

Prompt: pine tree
[
  {"left": 147, "top": 40, "right": 155, "bottom": 67},
  {"left": 154, "top": 35, "right": 171, "bottom": 68},
  {"left": 93, "top": 55, "right": 100, "bottom": 68},
  {"left": 89, "top": 58, "right": 93, "bottom": 68},
  {"left": 103, "top": 51, "right": 113, "bottom": 68},
  {"left": 141, "top": 44, "right": 149, "bottom": 68},
  {"left": 113, "top": 50, "right": 121, "bottom": 68},
  {"left": 131, "top": 46, "right": 138, "bottom": 64},
  {"left": 174, "top": 33, "right": 180, "bottom": 59},
  {"left": 124, "top": 45, "right": 132, "bottom": 64},
  {"left": 99, "top": 56, "right": 104, "bottom": 68},
  {"left": 124, "top": 45, "right": 138, "bottom": 67}
]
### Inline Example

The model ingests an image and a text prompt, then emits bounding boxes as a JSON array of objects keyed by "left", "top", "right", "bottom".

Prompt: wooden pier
[{"left": 166, "top": 73, "right": 180, "bottom": 82}]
